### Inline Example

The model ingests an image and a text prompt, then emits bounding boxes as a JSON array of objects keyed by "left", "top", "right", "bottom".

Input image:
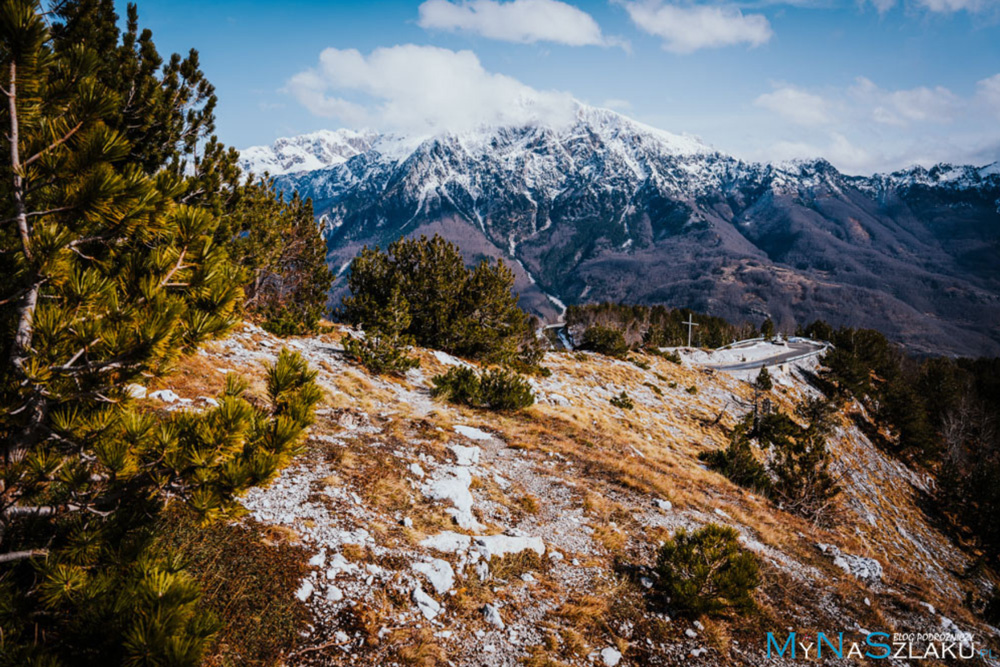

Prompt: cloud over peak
[{"left": 286, "top": 44, "right": 577, "bottom": 135}]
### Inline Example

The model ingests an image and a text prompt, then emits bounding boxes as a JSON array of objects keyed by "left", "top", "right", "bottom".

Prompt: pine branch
[
  {"left": 23, "top": 120, "right": 83, "bottom": 167},
  {"left": 8, "top": 62, "right": 32, "bottom": 262},
  {"left": 0, "top": 549, "right": 48, "bottom": 564}
]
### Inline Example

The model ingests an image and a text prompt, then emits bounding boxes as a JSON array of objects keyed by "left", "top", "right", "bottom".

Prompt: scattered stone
[
  {"left": 454, "top": 425, "right": 493, "bottom": 441},
  {"left": 421, "top": 531, "right": 473, "bottom": 553},
  {"left": 149, "top": 389, "right": 180, "bottom": 403},
  {"left": 413, "top": 558, "right": 456, "bottom": 595},
  {"left": 327, "top": 586, "right": 344, "bottom": 602},
  {"left": 476, "top": 560, "right": 490, "bottom": 581},
  {"left": 640, "top": 577, "right": 654, "bottom": 589},
  {"left": 425, "top": 466, "right": 482, "bottom": 529},
  {"left": 549, "top": 551, "right": 564, "bottom": 562},
  {"left": 409, "top": 463, "right": 425, "bottom": 478},
  {"left": 685, "top": 629, "right": 697, "bottom": 638},
  {"left": 816, "top": 544, "right": 883, "bottom": 583},
  {"left": 125, "top": 383, "right": 147, "bottom": 399},
  {"left": 412, "top": 586, "right": 441, "bottom": 620},
  {"left": 308, "top": 551, "right": 326, "bottom": 568},
  {"left": 654, "top": 499, "right": 672, "bottom": 511},
  {"left": 401, "top": 517, "right": 414, "bottom": 528},
  {"left": 197, "top": 396, "right": 219, "bottom": 408},
  {"left": 521, "top": 573, "right": 535, "bottom": 584},
  {"left": 295, "top": 580, "right": 314, "bottom": 602},
  {"left": 694, "top": 620, "right": 704, "bottom": 631},
  {"left": 449, "top": 443, "right": 481, "bottom": 466},
  {"left": 482, "top": 604, "right": 505, "bottom": 629},
  {"left": 601, "top": 647, "right": 622, "bottom": 666},
  {"left": 335, "top": 630, "right": 350, "bottom": 644}
]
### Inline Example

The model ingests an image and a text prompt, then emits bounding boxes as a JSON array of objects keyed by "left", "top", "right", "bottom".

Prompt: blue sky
[{"left": 116, "top": 0, "right": 999, "bottom": 173}]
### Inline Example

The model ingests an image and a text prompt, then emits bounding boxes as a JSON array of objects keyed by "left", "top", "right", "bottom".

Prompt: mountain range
[{"left": 240, "top": 105, "right": 1000, "bottom": 357}]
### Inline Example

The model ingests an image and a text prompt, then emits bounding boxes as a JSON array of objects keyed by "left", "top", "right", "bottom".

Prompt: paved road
[{"left": 705, "top": 341, "right": 827, "bottom": 371}]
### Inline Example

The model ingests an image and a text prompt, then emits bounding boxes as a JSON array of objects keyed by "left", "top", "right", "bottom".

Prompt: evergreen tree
[
  {"left": 761, "top": 318, "right": 775, "bottom": 340},
  {"left": 225, "top": 183, "right": 333, "bottom": 335},
  {"left": 0, "top": 3, "right": 322, "bottom": 662},
  {"left": 343, "top": 235, "right": 535, "bottom": 367},
  {"left": 48, "top": 0, "right": 333, "bottom": 336},
  {"left": 754, "top": 366, "right": 773, "bottom": 393}
]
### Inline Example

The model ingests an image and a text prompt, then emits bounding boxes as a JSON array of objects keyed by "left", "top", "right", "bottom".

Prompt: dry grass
[
  {"left": 489, "top": 550, "right": 547, "bottom": 581},
  {"left": 390, "top": 628, "right": 447, "bottom": 667}
]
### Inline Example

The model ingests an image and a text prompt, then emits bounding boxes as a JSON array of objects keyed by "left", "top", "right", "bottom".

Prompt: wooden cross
[{"left": 684, "top": 313, "right": 698, "bottom": 348}]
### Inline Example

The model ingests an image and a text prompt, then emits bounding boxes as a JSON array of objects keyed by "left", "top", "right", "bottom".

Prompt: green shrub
[
  {"left": 345, "top": 332, "right": 420, "bottom": 376},
  {"left": 580, "top": 325, "right": 630, "bottom": 359},
  {"left": 700, "top": 424, "right": 772, "bottom": 494},
  {"left": 432, "top": 366, "right": 534, "bottom": 411},
  {"left": 654, "top": 524, "right": 761, "bottom": 617},
  {"left": 432, "top": 366, "right": 482, "bottom": 405},
  {"left": 702, "top": 408, "right": 840, "bottom": 524},
  {"left": 479, "top": 368, "right": 536, "bottom": 411},
  {"left": 644, "top": 382, "right": 663, "bottom": 397},
  {"left": 630, "top": 357, "right": 651, "bottom": 370},
  {"left": 686, "top": 385, "right": 698, "bottom": 395},
  {"left": 610, "top": 391, "right": 635, "bottom": 410}
]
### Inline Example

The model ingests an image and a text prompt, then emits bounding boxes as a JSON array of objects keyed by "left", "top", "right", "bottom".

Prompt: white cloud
[
  {"left": 754, "top": 86, "right": 831, "bottom": 126},
  {"left": 866, "top": 0, "right": 897, "bottom": 13},
  {"left": 764, "top": 134, "right": 875, "bottom": 173},
  {"left": 849, "top": 76, "right": 959, "bottom": 125},
  {"left": 417, "top": 0, "right": 621, "bottom": 47},
  {"left": 286, "top": 44, "right": 577, "bottom": 135},
  {"left": 915, "top": 0, "right": 997, "bottom": 11},
  {"left": 622, "top": 1, "right": 772, "bottom": 53},
  {"left": 746, "top": 75, "right": 999, "bottom": 173},
  {"left": 976, "top": 73, "right": 1000, "bottom": 115}
]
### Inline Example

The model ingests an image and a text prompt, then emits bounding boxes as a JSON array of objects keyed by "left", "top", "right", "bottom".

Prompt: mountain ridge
[{"left": 240, "top": 105, "right": 1000, "bottom": 357}]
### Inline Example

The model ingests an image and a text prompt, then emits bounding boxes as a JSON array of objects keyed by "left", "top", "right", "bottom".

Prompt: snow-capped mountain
[
  {"left": 239, "top": 128, "right": 380, "bottom": 176},
  {"left": 241, "top": 104, "right": 1000, "bottom": 357}
]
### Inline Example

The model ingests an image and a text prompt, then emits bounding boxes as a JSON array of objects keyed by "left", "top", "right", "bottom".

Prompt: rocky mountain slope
[
  {"left": 148, "top": 324, "right": 1000, "bottom": 665},
  {"left": 242, "top": 107, "right": 1000, "bottom": 357}
]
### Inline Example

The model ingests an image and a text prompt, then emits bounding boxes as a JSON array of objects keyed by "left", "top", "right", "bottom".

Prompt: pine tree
[
  {"left": 224, "top": 182, "right": 333, "bottom": 335},
  {"left": 343, "top": 235, "right": 535, "bottom": 367},
  {"left": 761, "top": 318, "right": 775, "bottom": 340},
  {"left": 0, "top": 4, "right": 321, "bottom": 662}
]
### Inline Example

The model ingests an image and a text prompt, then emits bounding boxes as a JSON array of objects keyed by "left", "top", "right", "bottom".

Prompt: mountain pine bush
[
  {"left": 579, "top": 325, "right": 630, "bottom": 358},
  {"left": 344, "top": 287, "right": 419, "bottom": 375},
  {"left": 654, "top": 523, "right": 761, "bottom": 618},
  {"left": 431, "top": 366, "right": 534, "bottom": 411}
]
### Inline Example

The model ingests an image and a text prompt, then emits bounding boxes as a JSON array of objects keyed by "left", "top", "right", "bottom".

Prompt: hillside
[
  {"left": 147, "top": 323, "right": 1000, "bottom": 666},
  {"left": 242, "top": 105, "right": 1000, "bottom": 358}
]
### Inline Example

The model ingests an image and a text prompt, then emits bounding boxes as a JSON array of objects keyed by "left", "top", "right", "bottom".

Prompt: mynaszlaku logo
[{"left": 766, "top": 631, "right": 994, "bottom": 660}]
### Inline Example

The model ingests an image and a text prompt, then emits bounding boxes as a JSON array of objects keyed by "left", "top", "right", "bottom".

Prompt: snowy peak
[
  {"left": 237, "top": 104, "right": 718, "bottom": 178},
  {"left": 239, "top": 128, "right": 380, "bottom": 176}
]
